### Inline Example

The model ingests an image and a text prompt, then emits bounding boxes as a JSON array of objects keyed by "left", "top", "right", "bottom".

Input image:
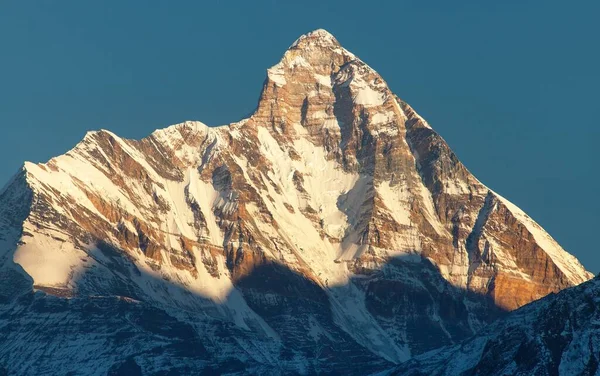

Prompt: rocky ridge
[{"left": 386, "top": 275, "right": 600, "bottom": 376}]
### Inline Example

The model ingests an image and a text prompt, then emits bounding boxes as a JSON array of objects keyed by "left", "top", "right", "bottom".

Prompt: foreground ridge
[
  {"left": 387, "top": 275, "right": 600, "bottom": 376},
  {"left": 0, "top": 29, "right": 592, "bottom": 374}
]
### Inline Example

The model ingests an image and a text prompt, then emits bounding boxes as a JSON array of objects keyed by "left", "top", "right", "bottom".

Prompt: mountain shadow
[
  {"left": 0, "top": 231, "right": 508, "bottom": 375},
  {"left": 388, "top": 274, "right": 600, "bottom": 376}
]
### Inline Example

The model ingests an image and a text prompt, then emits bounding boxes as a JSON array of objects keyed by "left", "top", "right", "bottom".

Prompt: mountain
[
  {"left": 386, "top": 274, "right": 600, "bottom": 376},
  {"left": 0, "top": 29, "right": 592, "bottom": 375}
]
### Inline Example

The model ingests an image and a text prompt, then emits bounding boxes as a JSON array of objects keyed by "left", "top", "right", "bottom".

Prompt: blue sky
[{"left": 1, "top": 1, "right": 598, "bottom": 272}]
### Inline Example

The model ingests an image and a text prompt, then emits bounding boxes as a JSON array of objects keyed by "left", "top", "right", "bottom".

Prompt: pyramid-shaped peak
[
  {"left": 304, "top": 29, "right": 338, "bottom": 42},
  {"left": 273, "top": 28, "right": 356, "bottom": 69},
  {"left": 290, "top": 28, "right": 341, "bottom": 49},
  {"left": 264, "top": 28, "right": 361, "bottom": 88}
]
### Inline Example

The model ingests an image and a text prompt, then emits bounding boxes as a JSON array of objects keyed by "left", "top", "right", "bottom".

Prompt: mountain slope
[
  {"left": 0, "top": 29, "right": 592, "bottom": 374},
  {"left": 386, "top": 275, "right": 600, "bottom": 376}
]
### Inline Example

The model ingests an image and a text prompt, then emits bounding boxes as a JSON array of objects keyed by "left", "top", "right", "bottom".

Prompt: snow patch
[
  {"left": 323, "top": 117, "right": 340, "bottom": 130},
  {"left": 353, "top": 86, "right": 386, "bottom": 107},
  {"left": 267, "top": 63, "right": 286, "bottom": 87},
  {"left": 188, "top": 174, "right": 224, "bottom": 245},
  {"left": 13, "top": 229, "right": 86, "bottom": 287},
  {"left": 377, "top": 181, "right": 412, "bottom": 226},
  {"left": 314, "top": 74, "right": 332, "bottom": 87},
  {"left": 289, "top": 55, "right": 310, "bottom": 68},
  {"left": 370, "top": 112, "right": 394, "bottom": 125}
]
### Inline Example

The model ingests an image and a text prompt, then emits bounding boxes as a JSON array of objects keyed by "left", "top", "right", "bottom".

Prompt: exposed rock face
[
  {"left": 388, "top": 275, "right": 600, "bottom": 376},
  {"left": 0, "top": 29, "right": 592, "bottom": 374}
]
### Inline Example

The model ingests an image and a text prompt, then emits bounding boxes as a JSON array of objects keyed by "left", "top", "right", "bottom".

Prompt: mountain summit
[{"left": 0, "top": 29, "right": 592, "bottom": 374}]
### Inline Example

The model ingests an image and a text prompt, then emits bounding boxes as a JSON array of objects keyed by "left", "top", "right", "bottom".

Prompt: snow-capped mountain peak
[
  {"left": 0, "top": 29, "right": 592, "bottom": 375},
  {"left": 291, "top": 28, "right": 340, "bottom": 47}
]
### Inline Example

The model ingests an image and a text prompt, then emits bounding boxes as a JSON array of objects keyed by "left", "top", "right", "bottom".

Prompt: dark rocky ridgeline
[{"left": 388, "top": 275, "right": 600, "bottom": 376}]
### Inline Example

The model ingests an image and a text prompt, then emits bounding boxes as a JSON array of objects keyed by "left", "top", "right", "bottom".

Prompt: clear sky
[{"left": 1, "top": 1, "right": 598, "bottom": 273}]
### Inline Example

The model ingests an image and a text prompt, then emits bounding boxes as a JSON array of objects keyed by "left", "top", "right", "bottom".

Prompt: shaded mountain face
[
  {"left": 0, "top": 29, "right": 592, "bottom": 374},
  {"left": 387, "top": 275, "right": 600, "bottom": 376}
]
